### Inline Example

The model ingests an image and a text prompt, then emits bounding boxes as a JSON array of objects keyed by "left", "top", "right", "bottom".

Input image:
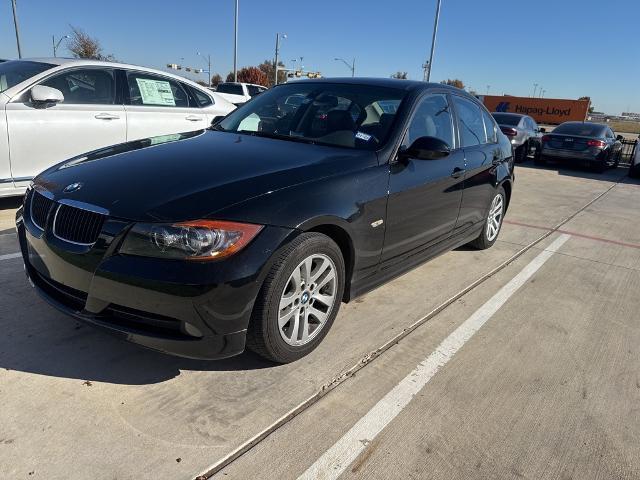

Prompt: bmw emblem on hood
[{"left": 63, "top": 182, "right": 83, "bottom": 193}]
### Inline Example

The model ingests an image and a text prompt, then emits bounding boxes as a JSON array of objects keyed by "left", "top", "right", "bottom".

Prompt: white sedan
[{"left": 0, "top": 58, "right": 235, "bottom": 197}]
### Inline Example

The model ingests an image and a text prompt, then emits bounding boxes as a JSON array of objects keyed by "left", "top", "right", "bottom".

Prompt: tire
[
  {"left": 246, "top": 232, "right": 345, "bottom": 363},
  {"left": 630, "top": 165, "right": 640, "bottom": 179},
  {"left": 468, "top": 187, "right": 506, "bottom": 250}
]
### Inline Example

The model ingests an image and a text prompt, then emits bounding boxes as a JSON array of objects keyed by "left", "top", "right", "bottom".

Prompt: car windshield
[
  {"left": 492, "top": 113, "right": 521, "bottom": 126},
  {"left": 553, "top": 123, "right": 604, "bottom": 136},
  {"left": 216, "top": 82, "right": 406, "bottom": 150},
  {"left": 0, "top": 60, "right": 55, "bottom": 93}
]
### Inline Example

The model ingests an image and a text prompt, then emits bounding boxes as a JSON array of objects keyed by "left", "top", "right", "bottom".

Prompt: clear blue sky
[{"left": 1, "top": 0, "right": 638, "bottom": 114}]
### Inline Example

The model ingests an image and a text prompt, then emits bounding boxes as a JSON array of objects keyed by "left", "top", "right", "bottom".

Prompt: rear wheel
[
  {"left": 468, "top": 187, "right": 506, "bottom": 250},
  {"left": 246, "top": 233, "right": 345, "bottom": 363}
]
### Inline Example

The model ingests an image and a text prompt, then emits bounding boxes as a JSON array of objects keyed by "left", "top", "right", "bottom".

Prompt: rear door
[
  {"left": 123, "top": 70, "right": 206, "bottom": 141},
  {"left": 451, "top": 95, "right": 500, "bottom": 230},
  {"left": 381, "top": 93, "right": 464, "bottom": 264},
  {"left": 6, "top": 67, "right": 126, "bottom": 183}
]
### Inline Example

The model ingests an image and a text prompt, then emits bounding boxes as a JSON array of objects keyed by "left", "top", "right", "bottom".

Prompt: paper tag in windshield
[
  {"left": 355, "top": 131, "right": 372, "bottom": 142},
  {"left": 136, "top": 78, "right": 176, "bottom": 106}
]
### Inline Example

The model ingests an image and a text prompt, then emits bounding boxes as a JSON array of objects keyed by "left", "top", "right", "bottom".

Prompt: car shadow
[
  {"left": 0, "top": 297, "right": 277, "bottom": 385},
  {"left": 0, "top": 196, "right": 23, "bottom": 211}
]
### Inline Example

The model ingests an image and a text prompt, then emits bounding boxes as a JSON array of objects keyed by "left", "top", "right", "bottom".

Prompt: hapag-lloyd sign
[{"left": 481, "top": 95, "right": 590, "bottom": 124}]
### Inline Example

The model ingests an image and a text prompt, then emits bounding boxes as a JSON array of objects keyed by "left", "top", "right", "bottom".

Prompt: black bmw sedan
[
  {"left": 16, "top": 79, "right": 514, "bottom": 363},
  {"left": 537, "top": 121, "right": 623, "bottom": 172}
]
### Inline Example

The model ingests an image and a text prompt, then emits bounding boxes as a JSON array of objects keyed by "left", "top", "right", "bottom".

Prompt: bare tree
[
  {"left": 440, "top": 79, "right": 465, "bottom": 89},
  {"left": 210, "top": 74, "right": 223, "bottom": 86},
  {"left": 67, "top": 26, "right": 115, "bottom": 61}
]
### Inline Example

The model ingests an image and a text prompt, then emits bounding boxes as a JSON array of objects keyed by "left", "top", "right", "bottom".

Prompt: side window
[
  {"left": 482, "top": 109, "right": 497, "bottom": 143},
  {"left": 452, "top": 96, "right": 485, "bottom": 147},
  {"left": 40, "top": 69, "right": 115, "bottom": 105},
  {"left": 247, "top": 85, "right": 264, "bottom": 97},
  {"left": 188, "top": 85, "right": 213, "bottom": 107},
  {"left": 529, "top": 118, "right": 538, "bottom": 131},
  {"left": 126, "top": 72, "right": 189, "bottom": 107},
  {"left": 606, "top": 129, "right": 614, "bottom": 138},
  {"left": 402, "top": 94, "right": 454, "bottom": 148}
]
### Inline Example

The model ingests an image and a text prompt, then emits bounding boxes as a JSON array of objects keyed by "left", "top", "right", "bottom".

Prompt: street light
[
  {"left": 532, "top": 83, "right": 538, "bottom": 98},
  {"left": 274, "top": 33, "right": 287, "bottom": 85},
  {"left": 541, "top": 89, "right": 546, "bottom": 98},
  {"left": 423, "top": 0, "right": 442, "bottom": 81},
  {"left": 233, "top": 0, "right": 239, "bottom": 82},
  {"left": 197, "top": 52, "right": 212, "bottom": 87},
  {"left": 334, "top": 57, "right": 355, "bottom": 77},
  {"left": 11, "top": 0, "right": 22, "bottom": 58},
  {"left": 486, "top": 85, "right": 491, "bottom": 94},
  {"left": 52, "top": 34, "right": 69, "bottom": 57}
]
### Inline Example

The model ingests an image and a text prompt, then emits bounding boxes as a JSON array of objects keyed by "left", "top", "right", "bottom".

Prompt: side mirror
[
  {"left": 211, "top": 115, "right": 225, "bottom": 126},
  {"left": 616, "top": 135, "right": 624, "bottom": 141},
  {"left": 538, "top": 127, "right": 546, "bottom": 133},
  {"left": 31, "top": 85, "right": 64, "bottom": 105},
  {"left": 400, "top": 136, "right": 451, "bottom": 161}
]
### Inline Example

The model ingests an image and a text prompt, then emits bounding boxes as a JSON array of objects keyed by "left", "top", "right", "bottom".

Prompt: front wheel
[
  {"left": 468, "top": 187, "right": 506, "bottom": 250},
  {"left": 246, "top": 232, "right": 345, "bottom": 363}
]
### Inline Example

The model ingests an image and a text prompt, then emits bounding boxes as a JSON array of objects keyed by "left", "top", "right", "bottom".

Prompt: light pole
[
  {"left": 486, "top": 85, "right": 491, "bottom": 94},
  {"left": 274, "top": 33, "right": 287, "bottom": 86},
  {"left": 11, "top": 0, "right": 23, "bottom": 58},
  {"left": 52, "top": 34, "right": 69, "bottom": 57},
  {"left": 532, "top": 83, "right": 538, "bottom": 98},
  {"left": 424, "top": 0, "right": 442, "bottom": 81},
  {"left": 541, "top": 89, "right": 546, "bottom": 98},
  {"left": 334, "top": 57, "right": 355, "bottom": 77},
  {"left": 233, "top": 0, "right": 239, "bottom": 82},
  {"left": 197, "top": 52, "right": 212, "bottom": 87}
]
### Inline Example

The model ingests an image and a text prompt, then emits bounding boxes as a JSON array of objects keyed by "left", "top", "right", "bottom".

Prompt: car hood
[{"left": 35, "top": 130, "right": 377, "bottom": 223}]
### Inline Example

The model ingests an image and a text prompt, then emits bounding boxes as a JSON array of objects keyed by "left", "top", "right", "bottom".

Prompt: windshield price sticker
[{"left": 136, "top": 78, "right": 176, "bottom": 106}]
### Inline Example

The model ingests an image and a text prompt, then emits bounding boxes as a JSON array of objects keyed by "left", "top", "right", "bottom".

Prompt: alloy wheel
[
  {"left": 486, "top": 193, "right": 504, "bottom": 242},
  {"left": 278, "top": 254, "right": 337, "bottom": 346}
]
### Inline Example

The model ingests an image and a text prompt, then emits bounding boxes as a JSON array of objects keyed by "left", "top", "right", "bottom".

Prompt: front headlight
[{"left": 120, "top": 220, "right": 263, "bottom": 261}]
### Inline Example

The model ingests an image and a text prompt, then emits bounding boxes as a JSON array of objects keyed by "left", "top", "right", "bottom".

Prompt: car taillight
[
  {"left": 541, "top": 135, "right": 551, "bottom": 143},
  {"left": 587, "top": 139, "right": 606, "bottom": 147},
  {"left": 500, "top": 127, "right": 518, "bottom": 136}
]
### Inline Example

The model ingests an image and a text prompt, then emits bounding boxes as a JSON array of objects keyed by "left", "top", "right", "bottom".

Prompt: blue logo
[
  {"left": 63, "top": 182, "right": 83, "bottom": 193},
  {"left": 495, "top": 102, "right": 511, "bottom": 112}
]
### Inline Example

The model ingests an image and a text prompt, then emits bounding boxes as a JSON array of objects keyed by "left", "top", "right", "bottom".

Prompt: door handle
[
  {"left": 185, "top": 115, "right": 203, "bottom": 122},
  {"left": 451, "top": 167, "right": 466, "bottom": 179},
  {"left": 94, "top": 113, "right": 120, "bottom": 120}
]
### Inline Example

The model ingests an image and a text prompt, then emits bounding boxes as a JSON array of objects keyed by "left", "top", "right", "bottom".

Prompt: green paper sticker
[{"left": 136, "top": 78, "right": 176, "bottom": 106}]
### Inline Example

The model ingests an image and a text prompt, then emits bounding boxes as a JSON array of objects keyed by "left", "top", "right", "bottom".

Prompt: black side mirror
[
  {"left": 211, "top": 115, "right": 225, "bottom": 126},
  {"left": 616, "top": 135, "right": 624, "bottom": 141},
  {"left": 538, "top": 127, "right": 546, "bottom": 133},
  {"left": 400, "top": 136, "right": 451, "bottom": 161}
]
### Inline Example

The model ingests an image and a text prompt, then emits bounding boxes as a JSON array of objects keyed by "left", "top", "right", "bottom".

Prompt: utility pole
[
  {"left": 11, "top": 0, "right": 23, "bottom": 58},
  {"left": 532, "top": 83, "right": 538, "bottom": 98},
  {"left": 424, "top": 0, "right": 442, "bottom": 81},
  {"left": 274, "top": 33, "right": 287, "bottom": 86},
  {"left": 233, "top": 0, "right": 238, "bottom": 82}
]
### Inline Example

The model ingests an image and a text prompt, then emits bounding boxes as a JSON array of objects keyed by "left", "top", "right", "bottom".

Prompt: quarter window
[
  {"left": 126, "top": 72, "right": 189, "bottom": 107},
  {"left": 452, "top": 96, "right": 485, "bottom": 147},
  {"left": 188, "top": 86, "right": 214, "bottom": 107},
  {"left": 403, "top": 94, "right": 454, "bottom": 148},
  {"left": 482, "top": 109, "right": 497, "bottom": 143},
  {"left": 40, "top": 69, "right": 115, "bottom": 105}
]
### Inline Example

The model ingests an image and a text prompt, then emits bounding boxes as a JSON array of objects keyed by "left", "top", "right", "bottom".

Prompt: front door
[
  {"left": 6, "top": 67, "right": 126, "bottom": 183},
  {"left": 381, "top": 93, "right": 464, "bottom": 265}
]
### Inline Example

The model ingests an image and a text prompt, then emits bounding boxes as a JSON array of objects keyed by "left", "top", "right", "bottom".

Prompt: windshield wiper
[{"left": 240, "top": 130, "right": 317, "bottom": 145}]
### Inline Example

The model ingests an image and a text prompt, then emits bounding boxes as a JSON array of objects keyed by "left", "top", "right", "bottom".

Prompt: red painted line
[{"left": 504, "top": 219, "right": 640, "bottom": 250}]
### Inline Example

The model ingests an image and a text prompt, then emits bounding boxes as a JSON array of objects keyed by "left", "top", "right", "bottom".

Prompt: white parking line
[
  {"left": 298, "top": 233, "right": 571, "bottom": 480},
  {"left": 0, "top": 252, "right": 22, "bottom": 261}
]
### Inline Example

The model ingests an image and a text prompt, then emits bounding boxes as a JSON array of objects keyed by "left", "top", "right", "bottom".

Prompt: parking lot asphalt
[{"left": 1, "top": 163, "right": 639, "bottom": 480}]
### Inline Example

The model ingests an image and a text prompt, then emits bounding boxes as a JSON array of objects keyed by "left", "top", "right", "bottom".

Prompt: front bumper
[{"left": 16, "top": 207, "right": 295, "bottom": 359}]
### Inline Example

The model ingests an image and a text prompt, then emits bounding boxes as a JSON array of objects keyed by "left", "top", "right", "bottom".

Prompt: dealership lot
[{"left": 1, "top": 164, "right": 639, "bottom": 479}]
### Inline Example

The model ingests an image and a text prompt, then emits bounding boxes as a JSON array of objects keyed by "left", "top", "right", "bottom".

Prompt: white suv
[
  {"left": 0, "top": 58, "right": 235, "bottom": 197},
  {"left": 213, "top": 82, "right": 267, "bottom": 105}
]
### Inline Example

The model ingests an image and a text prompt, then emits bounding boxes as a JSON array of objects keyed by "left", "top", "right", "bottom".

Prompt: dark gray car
[{"left": 492, "top": 112, "right": 544, "bottom": 162}]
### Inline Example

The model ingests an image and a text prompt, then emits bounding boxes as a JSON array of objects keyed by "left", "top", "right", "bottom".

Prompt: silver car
[{"left": 491, "top": 112, "right": 544, "bottom": 162}]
